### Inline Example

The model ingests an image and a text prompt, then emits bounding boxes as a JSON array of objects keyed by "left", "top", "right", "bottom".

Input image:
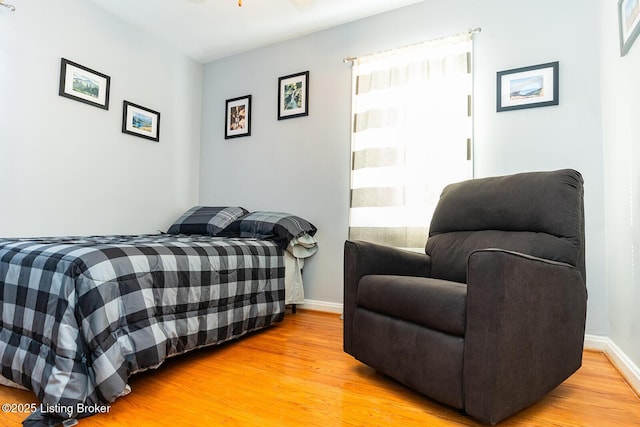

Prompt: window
[{"left": 348, "top": 32, "right": 474, "bottom": 251}]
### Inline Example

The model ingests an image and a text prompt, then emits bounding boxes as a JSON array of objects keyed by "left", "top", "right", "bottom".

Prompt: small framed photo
[
  {"left": 496, "top": 61, "right": 559, "bottom": 112},
  {"left": 278, "top": 71, "right": 309, "bottom": 120},
  {"left": 58, "top": 58, "right": 111, "bottom": 110},
  {"left": 225, "top": 95, "right": 252, "bottom": 139},
  {"left": 122, "top": 101, "right": 161, "bottom": 142},
  {"left": 619, "top": 0, "right": 640, "bottom": 56}
]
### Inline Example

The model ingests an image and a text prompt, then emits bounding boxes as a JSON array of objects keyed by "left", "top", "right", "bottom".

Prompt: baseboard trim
[
  {"left": 584, "top": 334, "right": 640, "bottom": 396},
  {"left": 297, "top": 299, "right": 343, "bottom": 314}
]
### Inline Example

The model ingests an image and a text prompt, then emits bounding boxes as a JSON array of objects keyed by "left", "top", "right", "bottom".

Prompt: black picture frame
[
  {"left": 618, "top": 0, "right": 640, "bottom": 56},
  {"left": 58, "top": 58, "right": 111, "bottom": 110},
  {"left": 225, "top": 95, "right": 252, "bottom": 139},
  {"left": 278, "top": 71, "right": 309, "bottom": 120},
  {"left": 496, "top": 61, "right": 559, "bottom": 112},
  {"left": 122, "top": 101, "right": 161, "bottom": 142}
]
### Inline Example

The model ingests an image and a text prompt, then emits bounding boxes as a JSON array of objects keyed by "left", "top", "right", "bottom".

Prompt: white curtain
[{"left": 348, "top": 32, "right": 474, "bottom": 251}]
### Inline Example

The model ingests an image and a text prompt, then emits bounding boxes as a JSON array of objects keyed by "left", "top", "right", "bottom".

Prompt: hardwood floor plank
[{"left": 1, "top": 311, "right": 639, "bottom": 426}]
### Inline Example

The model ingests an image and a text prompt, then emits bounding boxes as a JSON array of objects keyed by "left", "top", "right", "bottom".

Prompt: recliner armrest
[
  {"left": 343, "top": 240, "right": 431, "bottom": 353},
  {"left": 344, "top": 240, "right": 431, "bottom": 278},
  {"left": 463, "top": 248, "right": 587, "bottom": 424}
]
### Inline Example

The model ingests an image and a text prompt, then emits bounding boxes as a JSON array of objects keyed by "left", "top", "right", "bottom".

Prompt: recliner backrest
[{"left": 425, "top": 169, "right": 585, "bottom": 284}]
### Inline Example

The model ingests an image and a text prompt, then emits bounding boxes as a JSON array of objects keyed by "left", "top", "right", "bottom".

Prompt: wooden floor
[{"left": 1, "top": 310, "right": 639, "bottom": 426}]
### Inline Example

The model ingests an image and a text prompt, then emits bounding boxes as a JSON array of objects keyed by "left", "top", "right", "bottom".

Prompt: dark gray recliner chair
[{"left": 343, "top": 169, "right": 587, "bottom": 424}]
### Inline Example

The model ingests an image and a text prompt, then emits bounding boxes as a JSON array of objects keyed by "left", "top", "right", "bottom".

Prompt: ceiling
[{"left": 87, "top": 0, "right": 424, "bottom": 64}]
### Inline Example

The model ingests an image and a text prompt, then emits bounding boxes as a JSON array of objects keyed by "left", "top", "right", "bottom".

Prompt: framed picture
[
  {"left": 225, "top": 95, "right": 252, "bottom": 139},
  {"left": 58, "top": 58, "right": 111, "bottom": 110},
  {"left": 496, "top": 61, "right": 559, "bottom": 112},
  {"left": 122, "top": 101, "right": 161, "bottom": 142},
  {"left": 619, "top": 0, "right": 640, "bottom": 56},
  {"left": 278, "top": 71, "right": 309, "bottom": 120}
]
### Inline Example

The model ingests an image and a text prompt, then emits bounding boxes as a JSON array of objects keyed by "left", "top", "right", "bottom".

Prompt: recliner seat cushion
[{"left": 356, "top": 275, "right": 467, "bottom": 336}]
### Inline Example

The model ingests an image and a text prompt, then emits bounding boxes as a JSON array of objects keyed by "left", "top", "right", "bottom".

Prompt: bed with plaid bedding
[{"left": 0, "top": 234, "right": 285, "bottom": 424}]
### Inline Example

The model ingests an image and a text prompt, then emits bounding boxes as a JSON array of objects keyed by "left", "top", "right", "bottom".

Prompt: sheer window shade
[{"left": 348, "top": 33, "right": 474, "bottom": 251}]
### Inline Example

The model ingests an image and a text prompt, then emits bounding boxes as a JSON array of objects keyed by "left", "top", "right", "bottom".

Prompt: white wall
[
  {"left": 0, "top": 0, "right": 202, "bottom": 237},
  {"left": 200, "top": 34, "right": 350, "bottom": 308},
  {"left": 200, "top": 0, "right": 608, "bottom": 335},
  {"left": 601, "top": 0, "right": 640, "bottom": 369}
]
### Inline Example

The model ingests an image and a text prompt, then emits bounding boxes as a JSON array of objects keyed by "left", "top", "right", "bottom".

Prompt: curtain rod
[
  {"left": 343, "top": 27, "right": 481, "bottom": 64},
  {"left": 0, "top": 1, "right": 16, "bottom": 11}
]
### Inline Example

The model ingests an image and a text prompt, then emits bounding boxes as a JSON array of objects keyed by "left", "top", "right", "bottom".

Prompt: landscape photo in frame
[
  {"left": 58, "top": 58, "right": 111, "bottom": 110},
  {"left": 122, "top": 101, "right": 161, "bottom": 142}
]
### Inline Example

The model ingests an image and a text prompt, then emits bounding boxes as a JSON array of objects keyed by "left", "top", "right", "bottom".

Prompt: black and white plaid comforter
[{"left": 0, "top": 234, "right": 285, "bottom": 422}]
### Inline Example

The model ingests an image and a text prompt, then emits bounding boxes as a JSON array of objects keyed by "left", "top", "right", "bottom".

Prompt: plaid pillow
[
  {"left": 167, "top": 206, "right": 249, "bottom": 236},
  {"left": 221, "top": 211, "right": 317, "bottom": 250}
]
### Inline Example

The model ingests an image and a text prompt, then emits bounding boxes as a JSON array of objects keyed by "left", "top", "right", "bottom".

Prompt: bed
[{"left": 0, "top": 207, "right": 317, "bottom": 425}]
